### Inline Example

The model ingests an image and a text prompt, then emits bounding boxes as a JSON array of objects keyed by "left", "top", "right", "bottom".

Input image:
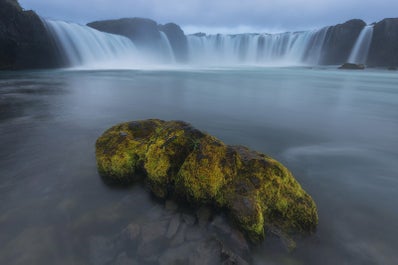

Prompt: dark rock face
[
  {"left": 320, "top": 19, "right": 366, "bottom": 65},
  {"left": 0, "top": 0, "right": 61, "bottom": 70},
  {"left": 87, "top": 18, "right": 161, "bottom": 50},
  {"left": 338, "top": 62, "right": 365, "bottom": 70},
  {"left": 368, "top": 18, "right": 398, "bottom": 68},
  {"left": 88, "top": 18, "right": 189, "bottom": 62},
  {"left": 158, "top": 23, "right": 188, "bottom": 63}
]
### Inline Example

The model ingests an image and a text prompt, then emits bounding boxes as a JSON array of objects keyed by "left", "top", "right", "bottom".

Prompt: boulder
[
  {"left": 368, "top": 18, "right": 398, "bottom": 68},
  {"left": 96, "top": 119, "right": 318, "bottom": 243},
  {"left": 320, "top": 19, "right": 366, "bottom": 65},
  {"left": 158, "top": 23, "right": 188, "bottom": 63},
  {"left": 0, "top": 0, "right": 61, "bottom": 70},
  {"left": 338, "top": 62, "right": 365, "bottom": 70}
]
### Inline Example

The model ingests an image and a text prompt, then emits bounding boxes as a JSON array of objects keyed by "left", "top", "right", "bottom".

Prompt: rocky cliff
[
  {"left": 368, "top": 18, "right": 398, "bottom": 67},
  {"left": 0, "top": 0, "right": 61, "bottom": 70},
  {"left": 320, "top": 19, "right": 366, "bottom": 65},
  {"left": 87, "top": 18, "right": 188, "bottom": 63}
]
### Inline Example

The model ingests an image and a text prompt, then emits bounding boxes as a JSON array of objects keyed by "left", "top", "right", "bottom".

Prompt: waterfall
[
  {"left": 159, "top": 32, "right": 176, "bottom": 63},
  {"left": 43, "top": 19, "right": 139, "bottom": 68},
  {"left": 348, "top": 25, "right": 374, "bottom": 64},
  {"left": 187, "top": 27, "right": 329, "bottom": 65},
  {"left": 42, "top": 19, "right": 338, "bottom": 68}
]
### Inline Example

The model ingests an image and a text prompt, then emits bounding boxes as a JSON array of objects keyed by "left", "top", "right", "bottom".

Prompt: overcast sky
[{"left": 19, "top": 0, "right": 398, "bottom": 34}]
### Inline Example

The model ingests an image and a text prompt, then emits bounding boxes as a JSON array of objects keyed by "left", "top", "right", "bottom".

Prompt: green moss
[{"left": 95, "top": 119, "right": 318, "bottom": 244}]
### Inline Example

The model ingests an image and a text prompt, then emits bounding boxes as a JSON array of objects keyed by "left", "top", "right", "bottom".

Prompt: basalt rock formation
[
  {"left": 368, "top": 18, "right": 398, "bottom": 68},
  {"left": 95, "top": 119, "right": 318, "bottom": 243},
  {"left": 87, "top": 18, "right": 188, "bottom": 62},
  {"left": 0, "top": 0, "right": 61, "bottom": 70},
  {"left": 321, "top": 19, "right": 366, "bottom": 65}
]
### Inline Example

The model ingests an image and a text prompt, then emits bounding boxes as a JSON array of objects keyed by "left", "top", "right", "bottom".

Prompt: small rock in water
[
  {"left": 166, "top": 214, "right": 181, "bottom": 239},
  {"left": 185, "top": 226, "right": 205, "bottom": 241},
  {"left": 123, "top": 223, "right": 141, "bottom": 241},
  {"left": 196, "top": 206, "right": 212, "bottom": 227},
  {"left": 170, "top": 223, "right": 187, "bottom": 247},
  {"left": 114, "top": 253, "right": 139, "bottom": 265},
  {"left": 140, "top": 220, "right": 168, "bottom": 243},
  {"left": 210, "top": 215, "right": 231, "bottom": 234},
  {"left": 182, "top": 213, "right": 196, "bottom": 226},
  {"left": 338, "top": 62, "right": 365, "bottom": 70},
  {"left": 165, "top": 200, "right": 178, "bottom": 212}
]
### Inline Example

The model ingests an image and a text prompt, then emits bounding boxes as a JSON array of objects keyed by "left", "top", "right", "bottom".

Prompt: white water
[
  {"left": 159, "top": 31, "right": 176, "bottom": 63},
  {"left": 42, "top": 19, "right": 376, "bottom": 68},
  {"left": 187, "top": 27, "right": 329, "bottom": 65},
  {"left": 43, "top": 20, "right": 140, "bottom": 68},
  {"left": 348, "top": 25, "right": 374, "bottom": 64}
]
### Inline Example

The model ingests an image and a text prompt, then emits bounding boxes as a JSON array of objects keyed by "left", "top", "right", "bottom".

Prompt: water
[
  {"left": 0, "top": 67, "right": 397, "bottom": 264},
  {"left": 348, "top": 25, "right": 374, "bottom": 65},
  {"left": 187, "top": 28, "right": 329, "bottom": 65},
  {"left": 44, "top": 19, "right": 335, "bottom": 68}
]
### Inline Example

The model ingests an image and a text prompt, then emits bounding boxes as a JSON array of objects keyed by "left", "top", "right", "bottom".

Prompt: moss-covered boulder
[{"left": 96, "top": 119, "right": 318, "bottom": 243}]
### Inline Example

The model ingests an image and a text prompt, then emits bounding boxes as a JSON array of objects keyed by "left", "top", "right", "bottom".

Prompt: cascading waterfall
[
  {"left": 159, "top": 32, "right": 176, "bottom": 63},
  {"left": 43, "top": 19, "right": 139, "bottom": 68},
  {"left": 187, "top": 27, "right": 329, "bottom": 65},
  {"left": 42, "top": 19, "right": 376, "bottom": 68},
  {"left": 348, "top": 25, "right": 374, "bottom": 64}
]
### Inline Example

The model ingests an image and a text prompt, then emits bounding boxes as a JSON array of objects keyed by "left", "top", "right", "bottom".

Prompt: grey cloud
[{"left": 19, "top": 0, "right": 398, "bottom": 32}]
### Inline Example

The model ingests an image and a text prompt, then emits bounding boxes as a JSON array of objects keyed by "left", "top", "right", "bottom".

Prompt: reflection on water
[{"left": 0, "top": 67, "right": 397, "bottom": 264}]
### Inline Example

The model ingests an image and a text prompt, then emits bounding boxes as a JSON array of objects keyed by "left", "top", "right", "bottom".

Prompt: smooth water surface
[{"left": 0, "top": 67, "right": 397, "bottom": 264}]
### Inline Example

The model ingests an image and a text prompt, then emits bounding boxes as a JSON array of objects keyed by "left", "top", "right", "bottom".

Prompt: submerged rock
[
  {"left": 96, "top": 119, "right": 318, "bottom": 243},
  {"left": 338, "top": 62, "right": 365, "bottom": 70}
]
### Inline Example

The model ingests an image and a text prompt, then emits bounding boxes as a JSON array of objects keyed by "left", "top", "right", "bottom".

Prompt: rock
[
  {"left": 321, "top": 19, "right": 366, "bottom": 65},
  {"left": 188, "top": 240, "right": 222, "bottom": 265},
  {"left": 166, "top": 214, "right": 181, "bottom": 238},
  {"left": 368, "top": 18, "right": 398, "bottom": 67},
  {"left": 165, "top": 199, "right": 179, "bottom": 212},
  {"left": 0, "top": 0, "right": 61, "bottom": 69},
  {"left": 96, "top": 119, "right": 318, "bottom": 244},
  {"left": 114, "top": 253, "right": 139, "bottom": 265},
  {"left": 87, "top": 18, "right": 161, "bottom": 50},
  {"left": 210, "top": 215, "right": 232, "bottom": 235},
  {"left": 338, "top": 62, "right": 365, "bottom": 70},
  {"left": 123, "top": 223, "right": 141, "bottom": 241},
  {"left": 170, "top": 223, "right": 187, "bottom": 246},
  {"left": 196, "top": 206, "right": 213, "bottom": 227},
  {"left": 185, "top": 226, "right": 205, "bottom": 241},
  {"left": 140, "top": 220, "right": 168, "bottom": 243},
  {"left": 89, "top": 236, "right": 119, "bottom": 265},
  {"left": 182, "top": 213, "right": 196, "bottom": 226},
  {"left": 158, "top": 242, "right": 196, "bottom": 265},
  {"left": 388, "top": 66, "right": 397, "bottom": 71},
  {"left": 158, "top": 23, "right": 188, "bottom": 63}
]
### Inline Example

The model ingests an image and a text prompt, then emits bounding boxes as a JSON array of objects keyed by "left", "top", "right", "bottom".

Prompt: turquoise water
[{"left": 0, "top": 67, "right": 397, "bottom": 264}]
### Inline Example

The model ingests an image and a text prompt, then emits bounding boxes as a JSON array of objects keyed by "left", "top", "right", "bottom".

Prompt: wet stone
[
  {"left": 170, "top": 223, "right": 187, "bottom": 247},
  {"left": 166, "top": 213, "right": 181, "bottom": 239},
  {"left": 165, "top": 200, "right": 178, "bottom": 212},
  {"left": 210, "top": 215, "right": 231, "bottom": 234},
  {"left": 182, "top": 213, "right": 196, "bottom": 226},
  {"left": 185, "top": 226, "right": 205, "bottom": 242},
  {"left": 114, "top": 253, "right": 139, "bottom": 265},
  {"left": 196, "top": 206, "right": 213, "bottom": 227},
  {"left": 123, "top": 223, "right": 141, "bottom": 241},
  {"left": 140, "top": 220, "right": 168, "bottom": 243}
]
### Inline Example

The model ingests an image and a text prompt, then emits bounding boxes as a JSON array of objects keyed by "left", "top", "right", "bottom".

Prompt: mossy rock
[{"left": 96, "top": 119, "right": 318, "bottom": 243}]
